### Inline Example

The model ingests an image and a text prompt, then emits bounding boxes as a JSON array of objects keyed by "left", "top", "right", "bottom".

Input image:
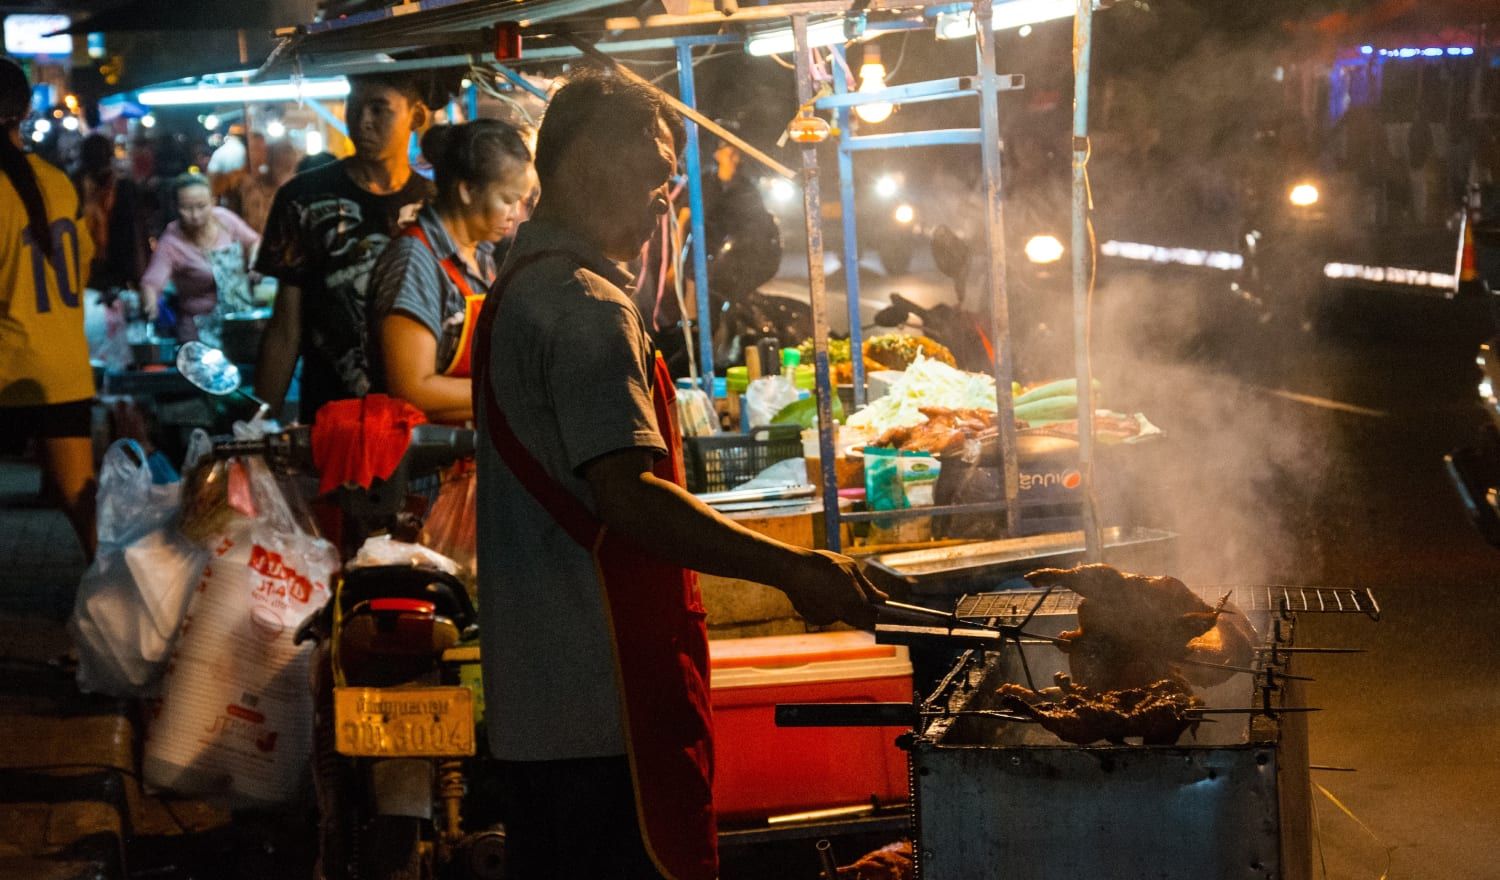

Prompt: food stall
[{"left": 254, "top": 1, "right": 1370, "bottom": 875}]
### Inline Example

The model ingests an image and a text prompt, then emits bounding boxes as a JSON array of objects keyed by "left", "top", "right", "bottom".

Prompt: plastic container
[{"left": 709, "top": 631, "right": 913, "bottom": 820}]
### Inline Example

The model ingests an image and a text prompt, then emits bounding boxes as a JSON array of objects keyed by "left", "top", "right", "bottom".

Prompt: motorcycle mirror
[
  {"left": 931, "top": 225, "right": 972, "bottom": 283},
  {"left": 176, "top": 341, "right": 273, "bottom": 417}
]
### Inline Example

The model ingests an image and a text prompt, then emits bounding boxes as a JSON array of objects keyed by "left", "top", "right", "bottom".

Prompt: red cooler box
[{"left": 708, "top": 631, "right": 912, "bottom": 820}]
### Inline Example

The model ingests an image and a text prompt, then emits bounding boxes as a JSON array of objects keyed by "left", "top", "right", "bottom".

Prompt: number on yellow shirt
[{"left": 22, "top": 218, "right": 82, "bottom": 313}]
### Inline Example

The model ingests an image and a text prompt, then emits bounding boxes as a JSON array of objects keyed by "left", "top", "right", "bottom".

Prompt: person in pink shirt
[{"left": 140, "top": 172, "right": 260, "bottom": 345}]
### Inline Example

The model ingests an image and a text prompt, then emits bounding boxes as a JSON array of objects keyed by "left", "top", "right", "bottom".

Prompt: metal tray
[{"left": 865, "top": 526, "right": 1176, "bottom": 591}]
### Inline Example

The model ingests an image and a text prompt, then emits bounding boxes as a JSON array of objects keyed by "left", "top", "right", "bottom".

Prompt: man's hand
[{"left": 783, "top": 550, "right": 888, "bottom": 629}]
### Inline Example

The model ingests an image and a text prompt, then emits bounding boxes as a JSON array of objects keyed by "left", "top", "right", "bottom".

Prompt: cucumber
[
  {"left": 1014, "top": 395, "right": 1077, "bottom": 424},
  {"left": 1014, "top": 378, "right": 1100, "bottom": 406}
]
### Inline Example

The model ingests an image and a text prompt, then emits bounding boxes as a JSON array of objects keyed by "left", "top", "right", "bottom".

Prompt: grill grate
[{"left": 955, "top": 584, "right": 1381, "bottom": 623}]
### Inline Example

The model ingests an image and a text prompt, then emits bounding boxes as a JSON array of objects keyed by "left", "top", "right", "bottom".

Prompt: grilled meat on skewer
[
  {"left": 1025, "top": 563, "right": 1255, "bottom": 690},
  {"left": 996, "top": 675, "right": 1204, "bottom": 745}
]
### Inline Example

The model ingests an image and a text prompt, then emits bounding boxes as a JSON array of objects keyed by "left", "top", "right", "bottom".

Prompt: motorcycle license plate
[{"left": 334, "top": 686, "right": 476, "bottom": 757}]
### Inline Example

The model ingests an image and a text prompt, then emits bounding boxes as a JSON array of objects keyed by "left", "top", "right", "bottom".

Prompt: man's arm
[
  {"left": 584, "top": 448, "right": 884, "bottom": 628},
  {"left": 255, "top": 282, "right": 302, "bottom": 415}
]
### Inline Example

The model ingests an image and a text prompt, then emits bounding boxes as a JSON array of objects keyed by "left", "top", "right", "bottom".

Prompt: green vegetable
[
  {"left": 770, "top": 393, "right": 845, "bottom": 429},
  {"left": 1015, "top": 378, "right": 1100, "bottom": 406},
  {"left": 1014, "top": 395, "right": 1077, "bottom": 424}
]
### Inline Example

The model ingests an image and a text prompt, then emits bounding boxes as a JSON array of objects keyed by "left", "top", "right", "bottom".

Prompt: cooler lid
[
  {"left": 709, "top": 630, "right": 899, "bottom": 670},
  {"left": 709, "top": 631, "right": 912, "bottom": 690}
]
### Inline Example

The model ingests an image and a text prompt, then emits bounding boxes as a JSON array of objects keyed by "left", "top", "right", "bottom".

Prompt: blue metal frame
[
  {"left": 464, "top": 81, "right": 479, "bottom": 120},
  {"left": 830, "top": 46, "right": 866, "bottom": 406},
  {"left": 1071, "top": 0, "right": 1100, "bottom": 559},
  {"left": 493, "top": 64, "right": 549, "bottom": 101},
  {"left": 677, "top": 41, "right": 716, "bottom": 396},
  {"left": 302, "top": 96, "right": 348, "bottom": 137},
  {"left": 845, "top": 129, "right": 983, "bottom": 150}
]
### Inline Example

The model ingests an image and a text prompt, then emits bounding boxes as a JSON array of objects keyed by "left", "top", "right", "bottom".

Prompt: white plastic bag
[
  {"left": 143, "top": 462, "right": 337, "bottom": 808},
  {"left": 744, "top": 375, "right": 800, "bottom": 428},
  {"left": 69, "top": 437, "right": 212, "bottom": 696}
]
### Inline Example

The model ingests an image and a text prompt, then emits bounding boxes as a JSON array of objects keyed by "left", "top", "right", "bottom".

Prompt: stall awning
[{"left": 58, "top": 0, "right": 314, "bottom": 33}]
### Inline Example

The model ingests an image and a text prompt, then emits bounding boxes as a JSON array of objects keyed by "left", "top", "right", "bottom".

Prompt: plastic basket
[{"left": 684, "top": 425, "right": 804, "bottom": 494}]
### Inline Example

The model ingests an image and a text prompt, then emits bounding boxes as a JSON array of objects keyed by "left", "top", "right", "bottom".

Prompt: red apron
[
  {"left": 400, "top": 224, "right": 485, "bottom": 378},
  {"left": 473, "top": 252, "right": 717, "bottom": 880}
]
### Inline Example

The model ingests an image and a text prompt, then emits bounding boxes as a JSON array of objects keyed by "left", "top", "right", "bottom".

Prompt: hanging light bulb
[{"left": 854, "top": 46, "right": 893, "bottom": 125}]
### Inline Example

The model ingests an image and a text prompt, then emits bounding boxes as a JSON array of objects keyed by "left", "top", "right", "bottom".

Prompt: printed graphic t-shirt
[
  {"left": 0, "top": 155, "right": 97, "bottom": 407},
  {"left": 254, "top": 160, "right": 433, "bottom": 418}
]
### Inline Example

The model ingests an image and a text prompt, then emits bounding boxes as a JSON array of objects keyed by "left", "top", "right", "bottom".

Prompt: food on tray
[
  {"left": 846, "top": 355, "right": 998, "bottom": 434},
  {"left": 1020, "top": 411, "right": 1145, "bottom": 442},
  {"left": 1013, "top": 395, "right": 1077, "bottom": 424},
  {"left": 996, "top": 674, "right": 1204, "bottom": 745},
  {"left": 874, "top": 406, "right": 996, "bottom": 455},
  {"left": 1013, "top": 377, "right": 1097, "bottom": 406},
  {"left": 1024, "top": 563, "right": 1255, "bottom": 690},
  {"left": 863, "top": 333, "right": 956, "bottom": 370},
  {"left": 795, "top": 337, "right": 866, "bottom": 385}
]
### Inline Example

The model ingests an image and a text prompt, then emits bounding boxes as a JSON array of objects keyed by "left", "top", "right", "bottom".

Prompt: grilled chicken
[
  {"left": 874, "top": 406, "right": 996, "bottom": 455},
  {"left": 996, "top": 674, "right": 1203, "bottom": 745},
  {"left": 1024, "top": 563, "right": 1255, "bottom": 690}
]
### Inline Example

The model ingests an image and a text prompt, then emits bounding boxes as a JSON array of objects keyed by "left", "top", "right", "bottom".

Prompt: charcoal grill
[
  {"left": 906, "top": 585, "right": 1377, "bottom": 880},
  {"left": 779, "top": 582, "right": 1380, "bottom": 879}
]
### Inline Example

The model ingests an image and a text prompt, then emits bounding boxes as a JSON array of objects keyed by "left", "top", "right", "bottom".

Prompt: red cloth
[{"left": 310, "top": 394, "right": 428, "bottom": 495}]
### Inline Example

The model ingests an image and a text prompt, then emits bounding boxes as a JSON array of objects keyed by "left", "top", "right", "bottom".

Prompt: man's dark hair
[
  {"left": 534, "top": 67, "right": 685, "bottom": 188},
  {"left": 348, "top": 68, "right": 462, "bottom": 111}
]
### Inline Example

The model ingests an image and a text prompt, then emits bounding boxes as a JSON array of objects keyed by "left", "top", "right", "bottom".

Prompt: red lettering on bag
[{"left": 227, "top": 704, "right": 265, "bottom": 724}]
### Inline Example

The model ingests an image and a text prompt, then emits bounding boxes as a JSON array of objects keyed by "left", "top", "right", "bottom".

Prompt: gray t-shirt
[
  {"left": 366, "top": 205, "right": 494, "bottom": 390},
  {"left": 476, "top": 218, "right": 666, "bottom": 761}
]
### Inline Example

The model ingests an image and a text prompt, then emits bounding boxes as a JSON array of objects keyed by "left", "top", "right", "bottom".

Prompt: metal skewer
[{"left": 1177, "top": 657, "right": 1316, "bottom": 682}]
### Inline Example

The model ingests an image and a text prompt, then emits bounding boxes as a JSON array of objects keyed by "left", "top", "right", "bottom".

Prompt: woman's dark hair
[
  {"left": 170, "top": 171, "right": 211, "bottom": 196},
  {"left": 421, "top": 119, "right": 532, "bottom": 206},
  {"left": 0, "top": 57, "right": 53, "bottom": 257},
  {"left": 534, "top": 68, "right": 684, "bottom": 189}
]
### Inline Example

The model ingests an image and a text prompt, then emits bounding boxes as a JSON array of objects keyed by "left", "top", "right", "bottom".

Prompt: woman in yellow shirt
[{"left": 0, "top": 59, "right": 97, "bottom": 559}]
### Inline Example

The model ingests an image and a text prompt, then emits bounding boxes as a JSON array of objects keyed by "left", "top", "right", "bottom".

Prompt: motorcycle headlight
[
  {"left": 1024, "top": 234, "right": 1064, "bottom": 264},
  {"left": 874, "top": 174, "right": 900, "bottom": 199},
  {"left": 1288, "top": 182, "right": 1319, "bottom": 207},
  {"left": 893, "top": 204, "right": 915, "bottom": 225}
]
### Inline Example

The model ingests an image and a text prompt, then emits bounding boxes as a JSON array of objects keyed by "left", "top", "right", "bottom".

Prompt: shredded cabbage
[{"left": 846, "top": 354, "right": 997, "bottom": 434}]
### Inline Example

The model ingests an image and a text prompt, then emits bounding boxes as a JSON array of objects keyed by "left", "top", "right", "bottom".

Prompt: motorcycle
[{"left": 178, "top": 343, "right": 504, "bottom": 880}]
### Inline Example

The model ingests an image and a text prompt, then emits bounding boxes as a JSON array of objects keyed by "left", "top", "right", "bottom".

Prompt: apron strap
[
  {"left": 473, "top": 250, "right": 603, "bottom": 550},
  {"left": 401, "top": 223, "right": 481, "bottom": 300}
]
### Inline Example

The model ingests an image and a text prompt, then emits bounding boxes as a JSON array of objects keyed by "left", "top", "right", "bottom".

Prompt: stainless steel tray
[{"left": 866, "top": 525, "right": 1176, "bottom": 583}]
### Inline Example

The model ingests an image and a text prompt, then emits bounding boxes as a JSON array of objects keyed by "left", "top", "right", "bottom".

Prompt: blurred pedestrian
[
  {"left": 367, "top": 119, "right": 534, "bottom": 423},
  {"left": 139, "top": 172, "right": 259, "bottom": 344},
  {"left": 0, "top": 58, "right": 98, "bottom": 560},
  {"left": 238, "top": 139, "right": 299, "bottom": 234},
  {"left": 72, "top": 133, "right": 149, "bottom": 298}
]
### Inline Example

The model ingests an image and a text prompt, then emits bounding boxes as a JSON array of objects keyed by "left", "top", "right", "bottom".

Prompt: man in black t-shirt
[{"left": 254, "top": 72, "right": 437, "bottom": 420}]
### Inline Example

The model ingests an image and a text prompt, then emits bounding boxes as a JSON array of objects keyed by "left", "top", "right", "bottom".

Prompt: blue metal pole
[
  {"left": 1072, "top": 0, "right": 1101, "bottom": 559},
  {"left": 464, "top": 81, "right": 479, "bottom": 121},
  {"left": 831, "top": 46, "right": 866, "bottom": 407},
  {"left": 677, "top": 41, "right": 716, "bottom": 396},
  {"left": 974, "top": 0, "right": 1022, "bottom": 537},
  {"left": 303, "top": 98, "right": 348, "bottom": 138}
]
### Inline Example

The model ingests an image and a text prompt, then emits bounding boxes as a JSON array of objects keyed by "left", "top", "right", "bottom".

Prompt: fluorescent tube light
[
  {"left": 137, "top": 78, "right": 351, "bottom": 107},
  {"left": 746, "top": 18, "right": 847, "bottom": 56}
]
